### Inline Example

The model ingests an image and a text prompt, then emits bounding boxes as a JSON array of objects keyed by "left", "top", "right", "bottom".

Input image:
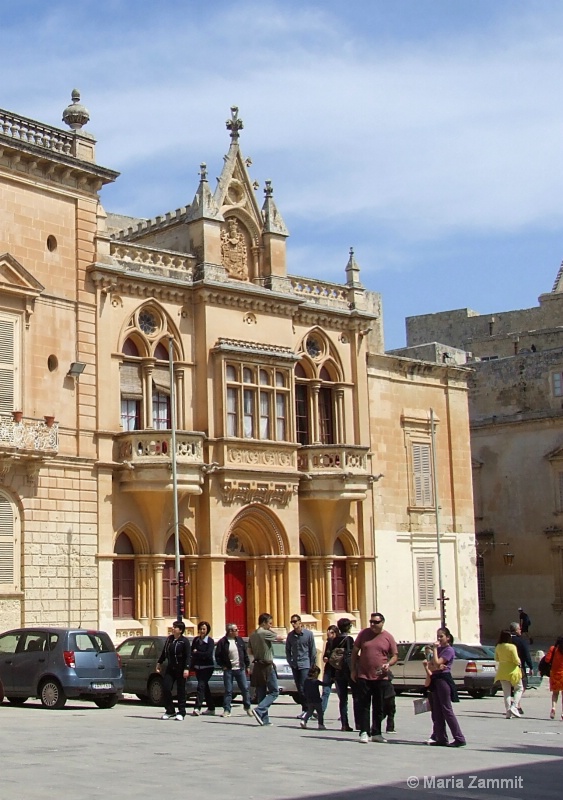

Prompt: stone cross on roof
[{"left": 226, "top": 106, "right": 244, "bottom": 141}]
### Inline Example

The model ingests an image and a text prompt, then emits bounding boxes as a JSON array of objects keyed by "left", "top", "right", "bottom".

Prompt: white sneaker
[
  {"left": 509, "top": 705, "right": 522, "bottom": 718},
  {"left": 191, "top": 709, "right": 201, "bottom": 716},
  {"left": 161, "top": 713, "right": 173, "bottom": 720},
  {"left": 300, "top": 720, "right": 307, "bottom": 729},
  {"left": 245, "top": 708, "right": 253, "bottom": 717},
  {"left": 371, "top": 735, "right": 387, "bottom": 743},
  {"left": 223, "top": 711, "right": 231, "bottom": 718},
  {"left": 175, "top": 713, "right": 183, "bottom": 721},
  {"left": 359, "top": 732, "right": 369, "bottom": 743}
]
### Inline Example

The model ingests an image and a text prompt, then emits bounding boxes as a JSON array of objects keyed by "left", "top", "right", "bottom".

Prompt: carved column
[
  {"left": 349, "top": 560, "right": 359, "bottom": 613},
  {"left": 310, "top": 560, "right": 321, "bottom": 614},
  {"left": 142, "top": 361, "right": 155, "bottom": 429},
  {"left": 251, "top": 245, "right": 260, "bottom": 279},
  {"left": 276, "top": 563, "right": 284, "bottom": 628},
  {"left": 268, "top": 562, "right": 279, "bottom": 625},
  {"left": 311, "top": 381, "right": 321, "bottom": 445},
  {"left": 175, "top": 368, "right": 185, "bottom": 430},
  {"left": 153, "top": 560, "right": 165, "bottom": 622},
  {"left": 138, "top": 560, "right": 149, "bottom": 623},
  {"left": 188, "top": 560, "right": 198, "bottom": 620},
  {"left": 323, "top": 559, "right": 334, "bottom": 613},
  {"left": 335, "top": 385, "right": 345, "bottom": 444}
]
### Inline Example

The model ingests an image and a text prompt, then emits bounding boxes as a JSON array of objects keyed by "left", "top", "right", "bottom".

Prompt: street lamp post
[
  {"left": 430, "top": 408, "right": 447, "bottom": 629},
  {"left": 168, "top": 336, "right": 183, "bottom": 622}
]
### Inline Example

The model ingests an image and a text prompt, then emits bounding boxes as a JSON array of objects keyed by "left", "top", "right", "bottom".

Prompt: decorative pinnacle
[
  {"left": 62, "top": 89, "right": 90, "bottom": 130},
  {"left": 199, "top": 162, "right": 208, "bottom": 182},
  {"left": 226, "top": 106, "right": 244, "bottom": 141},
  {"left": 349, "top": 247, "right": 354, "bottom": 258},
  {"left": 264, "top": 180, "right": 274, "bottom": 198}
]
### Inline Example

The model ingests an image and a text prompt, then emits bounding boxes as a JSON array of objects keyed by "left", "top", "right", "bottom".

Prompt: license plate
[
  {"left": 481, "top": 666, "right": 495, "bottom": 672},
  {"left": 92, "top": 682, "right": 113, "bottom": 690}
]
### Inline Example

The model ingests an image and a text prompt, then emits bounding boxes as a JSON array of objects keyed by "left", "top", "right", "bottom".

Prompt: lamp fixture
[
  {"left": 475, "top": 534, "right": 514, "bottom": 566},
  {"left": 67, "top": 361, "right": 86, "bottom": 378}
]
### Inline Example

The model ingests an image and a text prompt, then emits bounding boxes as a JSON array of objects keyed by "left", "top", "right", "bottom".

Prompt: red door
[{"left": 224, "top": 561, "right": 247, "bottom": 636}]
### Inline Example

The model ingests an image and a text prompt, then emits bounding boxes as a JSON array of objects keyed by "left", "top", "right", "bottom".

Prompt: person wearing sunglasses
[
  {"left": 286, "top": 614, "right": 317, "bottom": 718},
  {"left": 351, "top": 613, "right": 398, "bottom": 744}
]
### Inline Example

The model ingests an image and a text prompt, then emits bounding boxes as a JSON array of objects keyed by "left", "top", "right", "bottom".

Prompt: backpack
[
  {"left": 538, "top": 647, "right": 554, "bottom": 678},
  {"left": 327, "top": 636, "right": 351, "bottom": 671}
]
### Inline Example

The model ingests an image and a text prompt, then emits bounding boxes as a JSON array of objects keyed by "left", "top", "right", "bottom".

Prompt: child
[{"left": 300, "top": 665, "right": 328, "bottom": 730}]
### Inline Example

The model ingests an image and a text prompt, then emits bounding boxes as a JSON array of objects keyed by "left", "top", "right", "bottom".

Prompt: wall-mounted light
[{"left": 67, "top": 361, "right": 86, "bottom": 379}]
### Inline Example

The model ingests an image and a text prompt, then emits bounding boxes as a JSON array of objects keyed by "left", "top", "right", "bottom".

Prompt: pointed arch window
[
  {"left": 295, "top": 359, "right": 339, "bottom": 446},
  {"left": 331, "top": 538, "right": 347, "bottom": 612},
  {"left": 113, "top": 533, "right": 135, "bottom": 619}
]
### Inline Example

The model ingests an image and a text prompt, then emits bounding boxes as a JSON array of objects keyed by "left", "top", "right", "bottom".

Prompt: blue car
[{"left": 0, "top": 627, "right": 123, "bottom": 709}]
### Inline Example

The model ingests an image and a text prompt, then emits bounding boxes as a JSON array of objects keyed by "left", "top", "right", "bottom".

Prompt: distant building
[
  {"left": 0, "top": 93, "right": 479, "bottom": 644},
  {"left": 396, "top": 276, "right": 563, "bottom": 638}
]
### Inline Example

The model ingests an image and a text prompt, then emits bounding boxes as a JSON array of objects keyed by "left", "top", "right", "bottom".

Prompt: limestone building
[
  {"left": 0, "top": 94, "right": 479, "bottom": 644},
  {"left": 398, "top": 273, "right": 563, "bottom": 638}
]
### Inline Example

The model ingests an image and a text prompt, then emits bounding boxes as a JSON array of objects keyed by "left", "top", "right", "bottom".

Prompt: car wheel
[
  {"left": 93, "top": 695, "right": 119, "bottom": 709},
  {"left": 39, "top": 679, "right": 67, "bottom": 709},
  {"left": 468, "top": 689, "right": 486, "bottom": 699},
  {"left": 148, "top": 676, "right": 164, "bottom": 706},
  {"left": 6, "top": 696, "right": 28, "bottom": 705}
]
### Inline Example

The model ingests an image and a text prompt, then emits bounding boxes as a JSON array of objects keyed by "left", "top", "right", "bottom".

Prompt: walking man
[
  {"left": 286, "top": 613, "right": 317, "bottom": 717},
  {"left": 215, "top": 623, "right": 253, "bottom": 718},
  {"left": 510, "top": 621, "right": 533, "bottom": 713},
  {"left": 351, "top": 612, "right": 398, "bottom": 743},
  {"left": 249, "top": 613, "right": 283, "bottom": 726},
  {"left": 518, "top": 608, "right": 532, "bottom": 643},
  {"left": 156, "top": 620, "right": 191, "bottom": 720}
]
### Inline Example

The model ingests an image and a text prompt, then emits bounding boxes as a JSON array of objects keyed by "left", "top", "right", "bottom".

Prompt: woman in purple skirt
[{"left": 425, "top": 627, "right": 466, "bottom": 747}]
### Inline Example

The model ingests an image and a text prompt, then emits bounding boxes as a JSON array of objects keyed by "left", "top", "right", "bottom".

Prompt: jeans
[
  {"left": 291, "top": 666, "right": 310, "bottom": 712},
  {"left": 163, "top": 669, "right": 186, "bottom": 716},
  {"left": 223, "top": 668, "right": 251, "bottom": 712},
  {"left": 195, "top": 667, "right": 215, "bottom": 711},
  {"left": 254, "top": 666, "right": 279, "bottom": 723}
]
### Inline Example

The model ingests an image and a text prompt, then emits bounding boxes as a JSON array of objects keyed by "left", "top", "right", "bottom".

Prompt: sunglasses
[{"left": 370, "top": 619, "right": 383, "bottom": 625}]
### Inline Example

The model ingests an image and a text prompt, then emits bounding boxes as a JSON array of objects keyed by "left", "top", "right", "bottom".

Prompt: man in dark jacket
[
  {"left": 215, "top": 623, "right": 253, "bottom": 717},
  {"left": 156, "top": 620, "right": 191, "bottom": 720},
  {"left": 286, "top": 614, "right": 317, "bottom": 716},
  {"left": 510, "top": 621, "right": 533, "bottom": 713}
]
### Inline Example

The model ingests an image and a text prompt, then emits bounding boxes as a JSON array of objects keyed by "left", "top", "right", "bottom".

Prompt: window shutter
[
  {"left": 0, "top": 495, "right": 14, "bottom": 584},
  {"left": 152, "top": 366, "right": 170, "bottom": 393},
  {"left": 417, "top": 557, "right": 435, "bottom": 609},
  {"left": 0, "top": 316, "right": 16, "bottom": 415},
  {"left": 413, "top": 442, "right": 433, "bottom": 506},
  {"left": 120, "top": 363, "right": 143, "bottom": 399}
]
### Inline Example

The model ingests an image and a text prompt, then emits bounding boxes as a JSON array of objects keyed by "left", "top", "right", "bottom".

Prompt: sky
[{"left": 2, "top": 0, "right": 563, "bottom": 349}]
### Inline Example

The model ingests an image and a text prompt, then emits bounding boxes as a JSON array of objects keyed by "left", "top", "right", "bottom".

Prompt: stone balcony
[
  {"left": 113, "top": 430, "right": 206, "bottom": 493},
  {"left": 0, "top": 415, "right": 59, "bottom": 475},
  {"left": 297, "top": 444, "right": 371, "bottom": 500}
]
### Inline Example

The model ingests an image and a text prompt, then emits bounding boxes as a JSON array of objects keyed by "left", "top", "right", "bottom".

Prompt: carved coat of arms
[{"left": 221, "top": 218, "right": 248, "bottom": 279}]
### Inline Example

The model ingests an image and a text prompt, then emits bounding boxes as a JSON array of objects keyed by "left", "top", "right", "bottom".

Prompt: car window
[
  {"left": 138, "top": 640, "right": 157, "bottom": 659},
  {"left": 410, "top": 645, "right": 429, "bottom": 661},
  {"left": 70, "top": 632, "right": 115, "bottom": 653},
  {"left": 23, "top": 632, "right": 48, "bottom": 652},
  {"left": 454, "top": 644, "right": 491, "bottom": 660},
  {"left": 117, "top": 640, "right": 138, "bottom": 658},
  {"left": 0, "top": 633, "right": 23, "bottom": 654},
  {"left": 48, "top": 633, "right": 59, "bottom": 651},
  {"left": 396, "top": 643, "right": 411, "bottom": 661},
  {"left": 271, "top": 643, "right": 287, "bottom": 658}
]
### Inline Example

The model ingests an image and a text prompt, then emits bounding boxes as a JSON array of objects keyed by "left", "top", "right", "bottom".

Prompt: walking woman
[
  {"left": 425, "top": 628, "right": 466, "bottom": 747},
  {"left": 547, "top": 636, "right": 563, "bottom": 719},
  {"left": 321, "top": 625, "right": 339, "bottom": 716},
  {"left": 494, "top": 630, "right": 523, "bottom": 718},
  {"left": 190, "top": 621, "right": 216, "bottom": 716}
]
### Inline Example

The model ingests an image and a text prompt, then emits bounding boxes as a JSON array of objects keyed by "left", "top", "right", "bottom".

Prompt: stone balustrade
[
  {"left": 297, "top": 444, "right": 369, "bottom": 474},
  {"left": 0, "top": 109, "right": 74, "bottom": 155},
  {"left": 0, "top": 415, "right": 59, "bottom": 453},
  {"left": 110, "top": 241, "right": 195, "bottom": 276},
  {"left": 115, "top": 431, "right": 204, "bottom": 463},
  {"left": 287, "top": 276, "right": 350, "bottom": 308}
]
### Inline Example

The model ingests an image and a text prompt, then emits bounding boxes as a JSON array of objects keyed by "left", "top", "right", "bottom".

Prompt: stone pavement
[{"left": 0, "top": 682, "right": 561, "bottom": 800}]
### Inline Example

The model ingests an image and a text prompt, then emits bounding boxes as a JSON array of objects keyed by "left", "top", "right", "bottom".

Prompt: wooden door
[{"left": 224, "top": 561, "right": 248, "bottom": 635}]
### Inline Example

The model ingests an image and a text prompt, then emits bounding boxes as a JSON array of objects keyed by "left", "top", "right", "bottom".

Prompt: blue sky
[{"left": 2, "top": 0, "right": 563, "bottom": 348}]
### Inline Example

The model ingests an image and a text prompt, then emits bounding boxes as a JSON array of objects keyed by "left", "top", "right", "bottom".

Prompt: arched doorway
[{"left": 225, "top": 534, "right": 248, "bottom": 635}]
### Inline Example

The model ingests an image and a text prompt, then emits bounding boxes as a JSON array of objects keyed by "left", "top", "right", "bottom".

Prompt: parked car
[
  {"left": 392, "top": 641, "right": 497, "bottom": 698},
  {"left": 0, "top": 627, "right": 123, "bottom": 709}
]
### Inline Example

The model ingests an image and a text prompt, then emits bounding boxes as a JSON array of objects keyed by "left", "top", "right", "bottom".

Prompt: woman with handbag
[
  {"left": 494, "top": 629, "right": 523, "bottom": 718},
  {"left": 547, "top": 637, "right": 563, "bottom": 719}
]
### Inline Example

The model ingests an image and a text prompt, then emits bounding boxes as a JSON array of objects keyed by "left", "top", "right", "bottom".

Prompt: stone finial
[
  {"left": 264, "top": 180, "right": 274, "bottom": 198},
  {"left": 199, "top": 162, "right": 208, "bottom": 182},
  {"left": 346, "top": 247, "right": 362, "bottom": 288},
  {"left": 226, "top": 106, "right": 244, "bottom": 141},
  {"left": 62, "top": 89, "right": 90, "bottom": 130}
]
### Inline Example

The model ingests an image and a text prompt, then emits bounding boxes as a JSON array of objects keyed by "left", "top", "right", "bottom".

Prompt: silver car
[{"left": 0, "top": 627, "right": 123, "bottom": 709}]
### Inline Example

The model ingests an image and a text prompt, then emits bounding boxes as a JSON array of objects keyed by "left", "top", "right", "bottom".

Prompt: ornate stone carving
[
  {"left": 221, "top": 218, "right": 248, "bottom": 280},
  {"left": 221, "top": 479, "right": 297, "bottom": 507},
  {"left": 226, "top": 445, "right": 295, "bottom": 468}
]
